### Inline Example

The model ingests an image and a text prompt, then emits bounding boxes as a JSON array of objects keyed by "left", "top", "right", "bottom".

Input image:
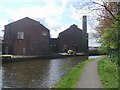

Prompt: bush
[{"left": 98, "top": 57, "right": 118, "bottom": 88}]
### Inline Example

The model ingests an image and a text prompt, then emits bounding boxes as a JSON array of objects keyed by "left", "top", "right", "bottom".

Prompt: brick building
[
  {"left": 3, "top": 17, "right": 50, "bottom": 55},
  {"left": 58, "top": 16, "right": 88, "bottom": 53}
]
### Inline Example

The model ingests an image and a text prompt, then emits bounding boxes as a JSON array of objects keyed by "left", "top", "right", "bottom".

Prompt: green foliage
[
  {"left": 100, "top": 15, "right": 120, "bottom": 63},
  {"left": 100, "top": 22, "right": 119, "bottom": 50},
  {"left": 97, "top": 47, "right": 107, "bottom": 54},
  {"left": 55, "top": 59, "right": 94, "bottom": 88},
  {"left": 89, "top": 49, "right": 98, "bottom": 55},
  {"left": 98, "top": 57, "right": 118, "bottom": 88}
]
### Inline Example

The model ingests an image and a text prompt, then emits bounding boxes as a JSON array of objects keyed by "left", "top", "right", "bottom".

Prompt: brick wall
[{"left": 3, "top": 17, "right": 50, "bottom": 55}]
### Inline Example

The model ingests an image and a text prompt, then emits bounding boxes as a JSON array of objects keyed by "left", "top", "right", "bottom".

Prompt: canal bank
[
  {"left": 2, "top": 55, "right": 103, "bottom": 88},
  {"left": 1, "top": 52, "right": 104, "bottom": 63},
  {"left": 55, "top": 56, "right": 102, "bottom": 88},
  {"left": 2, "top": 56, "right": 89, "bottom": 88},
  {"left": 2, "top": 53, "right": 89, "bottom": 63},
  {"left": 98, "top": 56, "right": 118, "bottom": 88},
  {"left": 76, "top": 57, "right": 102, "bottom": 88}
]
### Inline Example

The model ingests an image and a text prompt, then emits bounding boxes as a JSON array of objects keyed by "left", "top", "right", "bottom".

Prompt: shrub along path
[{"left": 77, "top": 58, "right": 102, "bottom": 88}]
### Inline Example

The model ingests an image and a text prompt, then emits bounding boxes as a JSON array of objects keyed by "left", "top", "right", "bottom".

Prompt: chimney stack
[{"left": 82, "top": 15, "right": 87, "bottom": 33}]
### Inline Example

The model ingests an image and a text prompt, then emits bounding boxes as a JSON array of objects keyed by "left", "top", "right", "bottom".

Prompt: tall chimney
[{"left": 82, "top": 15, "right": 87, "bottom": 33}]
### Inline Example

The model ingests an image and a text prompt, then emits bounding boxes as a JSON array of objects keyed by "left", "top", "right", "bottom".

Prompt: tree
[
  {"left": 93, "top": 1, "right": 120, "bottom": 37},
  {"left": 73, "top": 1, "right": 120, "bottom": 36},
  {"left": 73, "top": 1, "right": 120, "bottom": 63},
  {"left": 100, "top": 17, "right": 120, "bottom": 60},
  {"left": 92, "top": 1, "right": 120, "bottom": 21}
]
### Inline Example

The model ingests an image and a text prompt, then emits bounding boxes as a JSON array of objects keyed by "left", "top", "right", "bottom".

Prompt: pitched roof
[
  {"left": 59, "top": 24, "right": 82, "bottom": 35},
  {"left": 6, "top": 17, "right": 39, "bottom": 26},
  {"left": 5, "top": 17, "right": 50, "bottom": 31}
]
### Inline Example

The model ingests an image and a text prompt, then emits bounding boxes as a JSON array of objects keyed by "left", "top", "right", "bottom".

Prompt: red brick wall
[
  {"left": 4, "top": 17, "right": 50, "bottom": 55},
  {"left": 58, "top": 25, "right": 83, "bottom": 53}
]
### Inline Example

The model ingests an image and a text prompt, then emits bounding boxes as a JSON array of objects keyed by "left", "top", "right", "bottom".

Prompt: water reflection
[
  {"left": 2, "top": 56, "right": 88, "bottom": 88},
  {"left": 89, "top": 56, "right": 101, "bottom": 59}
]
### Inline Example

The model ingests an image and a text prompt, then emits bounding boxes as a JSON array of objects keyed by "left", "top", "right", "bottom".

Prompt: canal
[{"left": 2, "top": 56, "right": 97, "bottom": 88}]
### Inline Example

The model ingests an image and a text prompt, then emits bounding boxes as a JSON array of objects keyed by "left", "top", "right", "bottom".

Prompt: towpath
[{"left": 77, "top": 58, "right": 102, "bottom": 88}]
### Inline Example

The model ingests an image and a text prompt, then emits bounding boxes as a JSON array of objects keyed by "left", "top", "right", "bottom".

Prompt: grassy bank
[
  {"left": 55, "top": 58, "right": 97, "bottom": 88},
  {"left": 98, "top": 56, "right": 118, "bottom": 88}
]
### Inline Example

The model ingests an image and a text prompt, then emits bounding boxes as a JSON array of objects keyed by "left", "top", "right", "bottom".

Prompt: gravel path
[{"left": 77, "top": 58, "right": 102, "bottom": 88}]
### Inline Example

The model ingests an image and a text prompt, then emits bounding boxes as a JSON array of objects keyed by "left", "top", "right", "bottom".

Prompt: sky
[{"left": 0, "top": 0, "right": 101, "bottom": 46}]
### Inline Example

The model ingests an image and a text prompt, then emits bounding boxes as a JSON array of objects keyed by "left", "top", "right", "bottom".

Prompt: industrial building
[
  {"left": 2, "top": 16, "right": 88, "bottom": 55},
  {"left": 58, "top": 16, "right": 88, "bottom": 53},
  {"left": 3, "top": 17, "right": 50, "bottom": 55}
]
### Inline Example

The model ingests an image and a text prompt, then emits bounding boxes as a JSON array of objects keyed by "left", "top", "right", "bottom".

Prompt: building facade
[
  {"left": 58, "top": 24, "right": 82, "bottom": 52},
  {"left": 50, "top": 38, "right": 58, "bottom": 53},
  {"left": 2, "top": 16, "right": 88, "bottom": 55},
  {"left": 3, "top": 17, "right": 50, "bottom": 55},
  {"left": 58, "top": 16, "right": 88, "bottom": 53}
]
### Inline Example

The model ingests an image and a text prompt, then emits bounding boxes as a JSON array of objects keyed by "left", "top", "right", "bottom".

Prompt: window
[
  {"left": 42, "top": 32, "right": 47, "bottom": 36},
  {"left": 18, "top": 32, "right": 24, "bottom": 39}
]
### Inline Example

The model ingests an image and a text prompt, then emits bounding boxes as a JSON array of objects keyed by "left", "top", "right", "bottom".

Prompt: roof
[
  {"left": 6, "top": 17, "right": 39, "bottom": 26},
  {"left": 59, "top": 24, "right": 82, "bottom": 35},
  {"left": 5, "top": 17, "right": 50, "bottom": 31}
]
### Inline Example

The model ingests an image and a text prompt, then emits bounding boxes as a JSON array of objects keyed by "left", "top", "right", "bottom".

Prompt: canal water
[{"left": 1, "top": 56, "right": 98, "bottom": 88}]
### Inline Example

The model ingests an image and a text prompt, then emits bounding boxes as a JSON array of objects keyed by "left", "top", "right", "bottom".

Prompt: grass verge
[
  {"left": 55, "top": 58, "right": 97, "bottom": 88},
  {"left": 98, "top": 56, "right": 118, "bottom": 88}
]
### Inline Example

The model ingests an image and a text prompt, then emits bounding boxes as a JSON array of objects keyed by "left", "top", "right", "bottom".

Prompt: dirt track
[{"left": 77, "top": 58, "right": 102, "bottom": 88}]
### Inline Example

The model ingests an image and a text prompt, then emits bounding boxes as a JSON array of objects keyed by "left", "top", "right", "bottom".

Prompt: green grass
[
  {"left": 98, "top": 56, "right": 118, "bottom": 88},
  {"left": 55, "top": 58, "right": 96, "bottom": 88}
]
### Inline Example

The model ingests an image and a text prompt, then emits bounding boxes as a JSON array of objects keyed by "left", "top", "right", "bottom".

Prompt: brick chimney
[{"left": 82, "top": 15, "right": 87, "bottom": 33}]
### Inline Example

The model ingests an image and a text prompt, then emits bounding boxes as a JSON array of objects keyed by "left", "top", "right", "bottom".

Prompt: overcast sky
[{"left": 0, "top": 0, "right": 101, "bottom": 46}]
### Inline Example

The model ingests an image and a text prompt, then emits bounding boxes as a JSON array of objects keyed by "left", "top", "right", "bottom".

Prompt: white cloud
[
  {"left": 2, "top": 0, "right": 99, "bottom": 40},
  {"left": 5, "top": 4, "right": 64, "bottom": 37},
  {"left": 69, "top": 5, "right": 80, "bottom": 20},
  {"left": 50, "top": 24, "right": 70, "bottom": 38},
  {"left": 89, "top": 38, "right": 101, "bottom": 47},
  {"left": 6, "top": 5, "right": 63, "bottom": 20},
  {"left": 0, "top": 0, "right": 101, "bottom": 47},
  {"left": 50, "top": 30, "right": 59, "bottom": 38},
  {"left": 61, "top": 25, "right": 70, "bottom": 31},
  {"left": 61, "top": 0, "right": 69, "bottom": 7},
  {"left": 1, "top": 0, "right": 44, "bottom": 3},
  {"left": 7, "top": 6, "right": 39, "bottom": 20},
  {"left": 0, "top": 18, "right": 8, "bottom": 37},
  {"left": 68, "top": 1, "right": 101, "bottom": 34}
]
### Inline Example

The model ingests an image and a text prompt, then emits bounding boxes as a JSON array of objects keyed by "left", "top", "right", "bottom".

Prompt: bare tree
[
  {"left": 72, "top": 0, "right": 120, "bottom": 37},
  {"left": 92, "top": 1, "right": 120, "bottom": 21}
]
